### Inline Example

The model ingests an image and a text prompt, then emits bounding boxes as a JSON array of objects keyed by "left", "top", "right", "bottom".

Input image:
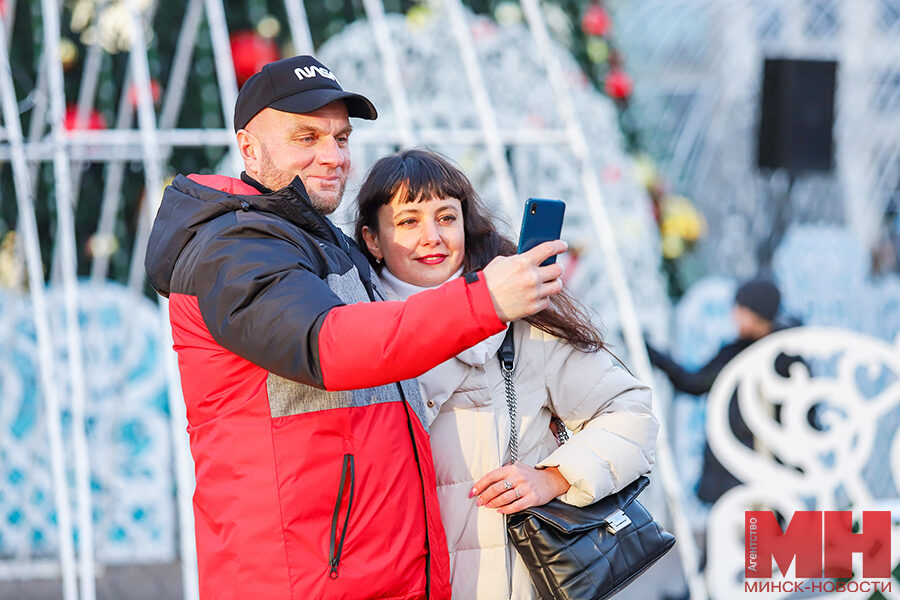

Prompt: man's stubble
[{"left": 257, "top": 143, "right": 344, "bottom": 215}]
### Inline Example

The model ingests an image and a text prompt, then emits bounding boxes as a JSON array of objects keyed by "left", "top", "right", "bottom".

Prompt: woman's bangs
[{"left": 393, "top": 158, "right": 468, "bottom": 204}]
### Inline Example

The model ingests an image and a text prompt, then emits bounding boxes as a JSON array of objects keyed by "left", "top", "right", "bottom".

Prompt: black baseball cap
[{"left": 233, "top": 55, "right": 377, "bottom": 131}]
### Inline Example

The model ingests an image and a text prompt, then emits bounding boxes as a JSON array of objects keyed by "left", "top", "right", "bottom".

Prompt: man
[
  {"left": 647, "top": 278, "right": 806, "bottom": 503},
  {"left": 145, "top": 55, "right": 565, "bottom": 600}
]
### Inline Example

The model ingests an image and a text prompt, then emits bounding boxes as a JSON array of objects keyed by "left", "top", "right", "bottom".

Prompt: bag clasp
[{"left": 604, "top": 509, "right": 632, "bottom": 534}]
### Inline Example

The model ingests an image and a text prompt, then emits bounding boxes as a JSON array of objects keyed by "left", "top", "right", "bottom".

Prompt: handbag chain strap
[
  {"left": 553, "top": 416, "right": 569, "bottom": 444},
  {"left": 498, "top": 325, "right": 519, "bottom": 463},
  {"left": 498, "top": 324, "right": 569, "bottom": 464}
]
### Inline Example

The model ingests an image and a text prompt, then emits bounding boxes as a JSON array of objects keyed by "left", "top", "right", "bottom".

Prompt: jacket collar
[
  {"left": 146, "top": 172, "right": 353, "bottom": 297},
  {"left": 240, "top": 171, "right": 271, "bottom": 194},
  {"left": 456, "top": 328, "right": 508, "bottom": 367},
  {"left": 189, "top": 172, "right": 347, "bottom": 250}
]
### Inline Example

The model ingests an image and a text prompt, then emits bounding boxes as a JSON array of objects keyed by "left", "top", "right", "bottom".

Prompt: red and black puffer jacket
[{"left": 145, "top": 173, "right": 504, "bottom": 599}]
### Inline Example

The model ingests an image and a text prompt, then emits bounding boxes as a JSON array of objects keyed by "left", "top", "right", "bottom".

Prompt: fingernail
[
  {"left": 476, "top": 499, "right": 483, "bottom": 507},
  {"left": 468, "top": 488, "right": 475, "bottom": 498}
]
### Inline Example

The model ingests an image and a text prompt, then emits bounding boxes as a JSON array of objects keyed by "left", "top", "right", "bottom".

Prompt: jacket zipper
[
  {"left": 396, "top": 383, "right": 431, "bottom": 599},
  {"left": 328, "top": 453, "right": 355, "bottom": 579},
  {"left": 347, "top": 249, "right": 429, "bottom": 591}
]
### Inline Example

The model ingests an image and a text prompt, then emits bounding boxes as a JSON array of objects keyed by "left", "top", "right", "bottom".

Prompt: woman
[{"left": 354, "top": 149, "right": 658, "bottom": 599}]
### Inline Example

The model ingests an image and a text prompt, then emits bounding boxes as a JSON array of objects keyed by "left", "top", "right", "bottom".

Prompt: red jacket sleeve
[{"left": 318, "top": 275, "right": 504, "bottom": 391}]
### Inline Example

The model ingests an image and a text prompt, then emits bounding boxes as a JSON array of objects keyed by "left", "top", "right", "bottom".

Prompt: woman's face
[{"left": 362, "top": 193, "right": 466, "bottom": 287}]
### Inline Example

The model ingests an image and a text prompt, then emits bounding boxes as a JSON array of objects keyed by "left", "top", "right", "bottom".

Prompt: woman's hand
[{"left": 469, "top": 463, "right": 571, "bottom": 514}]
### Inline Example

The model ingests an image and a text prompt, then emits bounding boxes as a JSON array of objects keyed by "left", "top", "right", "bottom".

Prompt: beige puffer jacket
[
  {"left": 378, "top": 269, "right": 657, "bottom": 599},
  {"left": 418, "top": 322, "right": 657, "bottom": 599}
]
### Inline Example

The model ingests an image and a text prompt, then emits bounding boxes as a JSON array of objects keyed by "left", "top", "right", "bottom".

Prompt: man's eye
[{"left": 337, "top": 136, "right": 350, "bottom": 145}]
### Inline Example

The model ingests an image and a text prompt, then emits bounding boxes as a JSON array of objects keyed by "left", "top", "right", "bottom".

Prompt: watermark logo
[{"left": 745, "top": 510, "right": 892, "bottom": 593}]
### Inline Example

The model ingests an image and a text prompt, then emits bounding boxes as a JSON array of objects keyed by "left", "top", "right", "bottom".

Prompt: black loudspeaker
[{"left": 757, "top": 58, "right": 837, "bottom": 174}]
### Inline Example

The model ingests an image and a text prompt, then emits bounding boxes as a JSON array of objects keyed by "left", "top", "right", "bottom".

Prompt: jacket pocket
[{"left": 328, "top": 453, "right": 355, "bottom": 579}]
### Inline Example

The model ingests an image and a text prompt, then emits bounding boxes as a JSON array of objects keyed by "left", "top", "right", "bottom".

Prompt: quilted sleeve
[{"left": 536, "top": 333, "right": 659, "bottom": 507}]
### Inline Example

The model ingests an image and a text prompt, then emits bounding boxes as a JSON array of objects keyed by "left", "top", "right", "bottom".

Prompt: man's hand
[
  {"left": 469, "top": 462, "right": 571, "bottom": 514},
  {"left": 482, "top": 240, "right": 567, "bottom": 322}
]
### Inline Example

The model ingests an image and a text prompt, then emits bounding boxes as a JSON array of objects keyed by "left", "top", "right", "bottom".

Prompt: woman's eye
[
  {"left": 439, "top": 215, "right": 457, "bottom": 223},
  {"left": 398, "top": 218, "right": 416, "bottom": 226}
]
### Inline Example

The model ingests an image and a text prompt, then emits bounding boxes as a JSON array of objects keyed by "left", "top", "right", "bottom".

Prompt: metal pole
[
  {"left": 201, "top": 0, "right": 240, "bottom": 171},
  {"left": 284, "top": 0, "right": 315, "bottom": 55},
  {"left": 3, "top": 0, "right": 16, "bottom": 43},
  {"left": 3, "top": 126, "right": 569, "bottom": 150},
  {"left": 55, "top": 12, "right": 107, "bottom": 282},
  {"left": 89, "top": 76, "right": 136, "bottom": 282},
  {"left": 73, "top": 43, "right": 105, "bottom": 146},
  {"left": 360, "top": 0, "right": 416, "bottom": 147},
  {"left": 443, "top": 0, "right": 519, "bottom": 222},
  {"left": 39, "top": 0, "right": 98, "bottom": 597},
  {"left": 123, "top": 3, "right": 199, "bottom": 598},
  {"left": 0, "top": 14, "right": 79, "bottom": 600},
  {"left": 158, "top": 0, "right": 204, "bottom": 131},
  {"left": 89, "top": 0, "right": 167, "bottom": 282},
  {"left": 26, "top": 52, "right": 49, "bottom": 188},
  {"left": 518, "top": 1, "right": 708, "bottom": 598}
]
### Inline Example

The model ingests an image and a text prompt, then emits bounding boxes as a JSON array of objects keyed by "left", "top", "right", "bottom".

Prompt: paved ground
[
  {"left": 1, "top": 550, "right": 689, "bottom": 599},
  {"left": 0, "top": 563, "right": 183, "bottom": 600}
]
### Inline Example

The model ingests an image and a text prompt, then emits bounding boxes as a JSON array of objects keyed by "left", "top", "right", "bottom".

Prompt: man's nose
[{"left": 316, "top": 136, "right": 345, "bottom": 166}]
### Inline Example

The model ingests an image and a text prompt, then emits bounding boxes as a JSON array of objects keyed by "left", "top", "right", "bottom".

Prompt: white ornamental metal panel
[
  {"left": 704, "top": 326, "right": 900, "bottom": 599},
  {"left": 0, "top": 282, "right": 175, "bottom": 566}
]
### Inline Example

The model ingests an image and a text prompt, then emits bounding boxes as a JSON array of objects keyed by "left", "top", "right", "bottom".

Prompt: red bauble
[
  {"left": 127, "top": 79, "right": 162, "bottom": 107},
  {"left": 581, "top": 5, "right": 612, "bottom": 37},
  {"left": 230, "top": 31, "right": 280, "bottom": 86},
  {"left": 64, "top": 106, "right": 107, "bottom": 131},
  {"left": 604, "top": 69, "right": 633, "bottom": 100}
]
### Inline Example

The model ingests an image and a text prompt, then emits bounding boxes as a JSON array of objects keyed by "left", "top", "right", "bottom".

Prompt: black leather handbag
[{"left": 498, "top": 325, "right": 676, "bottom": 600}]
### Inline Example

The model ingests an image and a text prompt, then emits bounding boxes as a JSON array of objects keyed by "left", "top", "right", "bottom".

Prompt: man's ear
[
  {"left": 360, "top": 226, "right": 383, "bottom": 260},
  {"left": 236, "top": 128, "right": 260, "bottom": 172}
]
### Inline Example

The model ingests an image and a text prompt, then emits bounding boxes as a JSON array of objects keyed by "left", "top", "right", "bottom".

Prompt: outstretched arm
[
  {"left": 647, "top": 343, "right": 733, "bottom": 396},
  {"left": 189, "top": 220, "right": 566, "bottom": 391}
]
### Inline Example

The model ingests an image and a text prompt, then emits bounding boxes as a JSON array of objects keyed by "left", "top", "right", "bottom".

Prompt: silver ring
[
  {"left": 515, "top": 489, "right": 522, "bottom": 499},
  {"left": 503, "top": 479, "right": 513, "bottom": 490}
]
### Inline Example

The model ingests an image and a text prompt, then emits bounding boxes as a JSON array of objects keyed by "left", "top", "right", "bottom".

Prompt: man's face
[
  {"left": 242, "top": 102, "right": 352, "bottom": 214},
  {"left": 733, "top": 304, "right": 773, "bottom": 340}
]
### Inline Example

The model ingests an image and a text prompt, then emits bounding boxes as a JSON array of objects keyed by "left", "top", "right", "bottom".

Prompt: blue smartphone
[{"left": 517, "top": 198, "right": 565, "bottom": 266}]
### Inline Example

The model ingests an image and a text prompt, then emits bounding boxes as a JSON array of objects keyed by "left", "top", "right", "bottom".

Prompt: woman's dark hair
[{"left": 354, "top": 148, "right": 604, "bottom": 352}]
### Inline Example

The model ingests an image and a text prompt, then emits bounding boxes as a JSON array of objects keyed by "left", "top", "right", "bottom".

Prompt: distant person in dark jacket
[{"left": 647, "top": 278, "right": 807, "bottom": 503}]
